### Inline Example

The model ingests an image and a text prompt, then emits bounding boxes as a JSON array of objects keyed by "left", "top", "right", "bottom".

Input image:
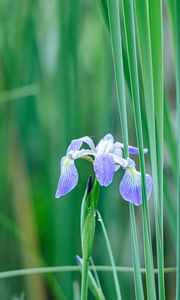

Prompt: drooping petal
[
  {"left": 96, "top": 134, "right": 114, "bottom": 155},
  {"left": 55, "top": 156, "right": 78, "bottom": 198},
  {"left": 67, "top": 136, "right": 95, "bottom": 153},
  {"left": 119, "top": 168, "right": 152, "bottom": 206},
  {"left": 94, "top": 154, "right": 115, "bottom": 186}
]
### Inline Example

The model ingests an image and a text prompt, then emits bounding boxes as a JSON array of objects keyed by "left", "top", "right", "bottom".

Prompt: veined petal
[
  {"left": 119, "top": 168, "right": 152, "bottom": 206},
  {"left": 96, "top": 134, "right": 114, "bottom": 155},
  {"left": 55, "top": 156, "right": 78, "bottom": 198},
  {"left": 67, "top": 136, "right": 95, "bottom": 153},
  {"left": 94, "top": 154, "right": 115, "bottom": 186}
]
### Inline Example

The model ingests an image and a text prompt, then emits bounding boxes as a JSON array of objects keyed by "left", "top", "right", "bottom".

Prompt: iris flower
[{"left": 55, "top": 134, "right": 152, "bottom": 206}]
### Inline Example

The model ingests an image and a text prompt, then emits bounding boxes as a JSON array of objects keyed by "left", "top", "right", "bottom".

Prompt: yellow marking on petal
[
  {"left": 64, "top": 157, "right": 72, "bottom": 167},
  {"left": 128, "top": 167, "right": 137, "bottom": 177}
]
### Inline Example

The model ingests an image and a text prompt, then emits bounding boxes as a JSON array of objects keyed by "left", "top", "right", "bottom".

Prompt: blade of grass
[
  {"left": 8, "top": 121, "right": 47, "bottom": 300},
  {"left": 122, "top": 1, "right": 157, "bottom": 298},
  {"left": 73, "top": 281, "right": 80, "bottom": 300},
  {"left": 0, "top": 266, "right": 176, "bottom": 279},
  {"left": 149, "top": 0, "right": 164, "bottom": 246},
  {"left": 97, "top": 211, "right": 122, "bottom": 300},
  {"left": 0, "top": 213, "right": 66, "bottom": 300},
  {"left": 106, "top": 0, "right": 154, "bottom": 299},
  {"left": 134, "top": 0, "right": 165, "bottom": 298},
  {"left": 175, "top": 0, "right": 180, "bottom": 298},
  {"left": 0, "top": 84, "right": 39, "bottom": 103},
  {"left": 163, "top": 173, "right": 176, "bottom": 242},
  {"left": 164, "top": 93, "right": 177, "bottom": 180}
]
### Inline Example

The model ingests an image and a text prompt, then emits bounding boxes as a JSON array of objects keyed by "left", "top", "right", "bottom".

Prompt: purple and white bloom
[
  {"left": 119, "top": 159, "right": 152, "bottom": 206},
  {"left": 55, "top": 134, "right": 152, "bottom": 206}
]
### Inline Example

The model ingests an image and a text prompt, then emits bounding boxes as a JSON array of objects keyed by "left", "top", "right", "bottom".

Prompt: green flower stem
[
  {"left": 81, "top": 259, "right": 89, "bottom": 300},
  {"left": 80, "top": 179, "right": 100, "bottom": 300},
  {"left": 78, "top": 256, "right": 105, "bottom": 300}
]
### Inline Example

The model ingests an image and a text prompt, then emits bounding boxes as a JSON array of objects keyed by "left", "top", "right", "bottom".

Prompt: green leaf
[
  {"left": 122, "top": 0, "right": 158, "bottom": 298},
  {"left": 134, "top": 0, "right": 165, "bottom": 298},
  {"left": 175, "top": 0, "right": 180, "bottom": 298}
]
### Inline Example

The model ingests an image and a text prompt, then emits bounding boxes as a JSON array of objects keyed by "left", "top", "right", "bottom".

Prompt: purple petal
[
  {"left": 67, "top": 136, "right": 95, "bottom": 152},
  {"left": 117, "top": 143, "right": 148, "bottom": 155},
  {"left": 112, "top": 142, "right": 123, "bottom": 157},
  {"left": 128, "top": 145, "right": 148, "bottom": 155},
  {"left": 55, "top": 156, "right": 78, "bottom": 198},
  {"left": 96, "top": 134, "right": 114, "bottom": 155},
  {"left": 127, "top": 158, "right": 136, "bottom": 168},
  {"left": 94, "top": 154, "right": 115, "bottom": 186},
  {"left": 119, "top": 168, "right": 152, "bottom": 206}
]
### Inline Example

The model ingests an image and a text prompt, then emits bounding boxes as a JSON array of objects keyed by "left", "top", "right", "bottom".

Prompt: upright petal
[
  {"left": 67, "top": 136, "right": 95, "bottom": 153},
  {"left": 55, "top": 156, "right": 78, "bottom": 198},
  {"left": 96, "top": 134, "right": 114, "bottom": 155},
  {"left": 119, "top": 168, "right": 152, "bottom": 206},
  {"left": 94, "top": 154, "right": 115, "bottom": 186},
  {"left": 112, "top": 142, "right": 123, "bottom": 157}
]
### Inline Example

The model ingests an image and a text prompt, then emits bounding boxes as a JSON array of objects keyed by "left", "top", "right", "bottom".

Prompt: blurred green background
[{"left": 0, "top": 0, "right": 177, "bottom": 299}]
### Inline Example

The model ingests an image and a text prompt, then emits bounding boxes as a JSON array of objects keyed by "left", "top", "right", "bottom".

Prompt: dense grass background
[{"left": 0, "top": 0, "right": 178, "bottom": 299}]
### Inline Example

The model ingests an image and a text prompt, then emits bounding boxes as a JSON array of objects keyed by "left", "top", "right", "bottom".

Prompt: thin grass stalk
[
  {"left": 149, "top": 0, "right": 164, "bottom": 240},
  {"left": 73, "top": 281, "right": 80, "bottom": 300},
  {"left": 106, "top": 1, "right": 145, "bottom": 299},
  {"left": 134, "top": 0, "right": 165, "bottom": 298},
  {"left": 122, "top": 1, "right": 157, "bottom": 299},
  {"left": 175, "top": 0, "right": 180, "bottom": 298},
  {"left": 164, "top": 93, "right": 177, "bottom": 180},
  {"left": 0, "top": 266, "right": 176, "bottom": 279},
  {"left": 97, "top": 211, "right": 121, "bottom": 300},
  {"left": 89, "top": 257, "right": 102, "bottom": 292},
  {"left": 149, "top": 2, "right": 165, "bottom": 296},
  {"left": 129, "top": 206, "right": 144, "bottom": 300}
]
